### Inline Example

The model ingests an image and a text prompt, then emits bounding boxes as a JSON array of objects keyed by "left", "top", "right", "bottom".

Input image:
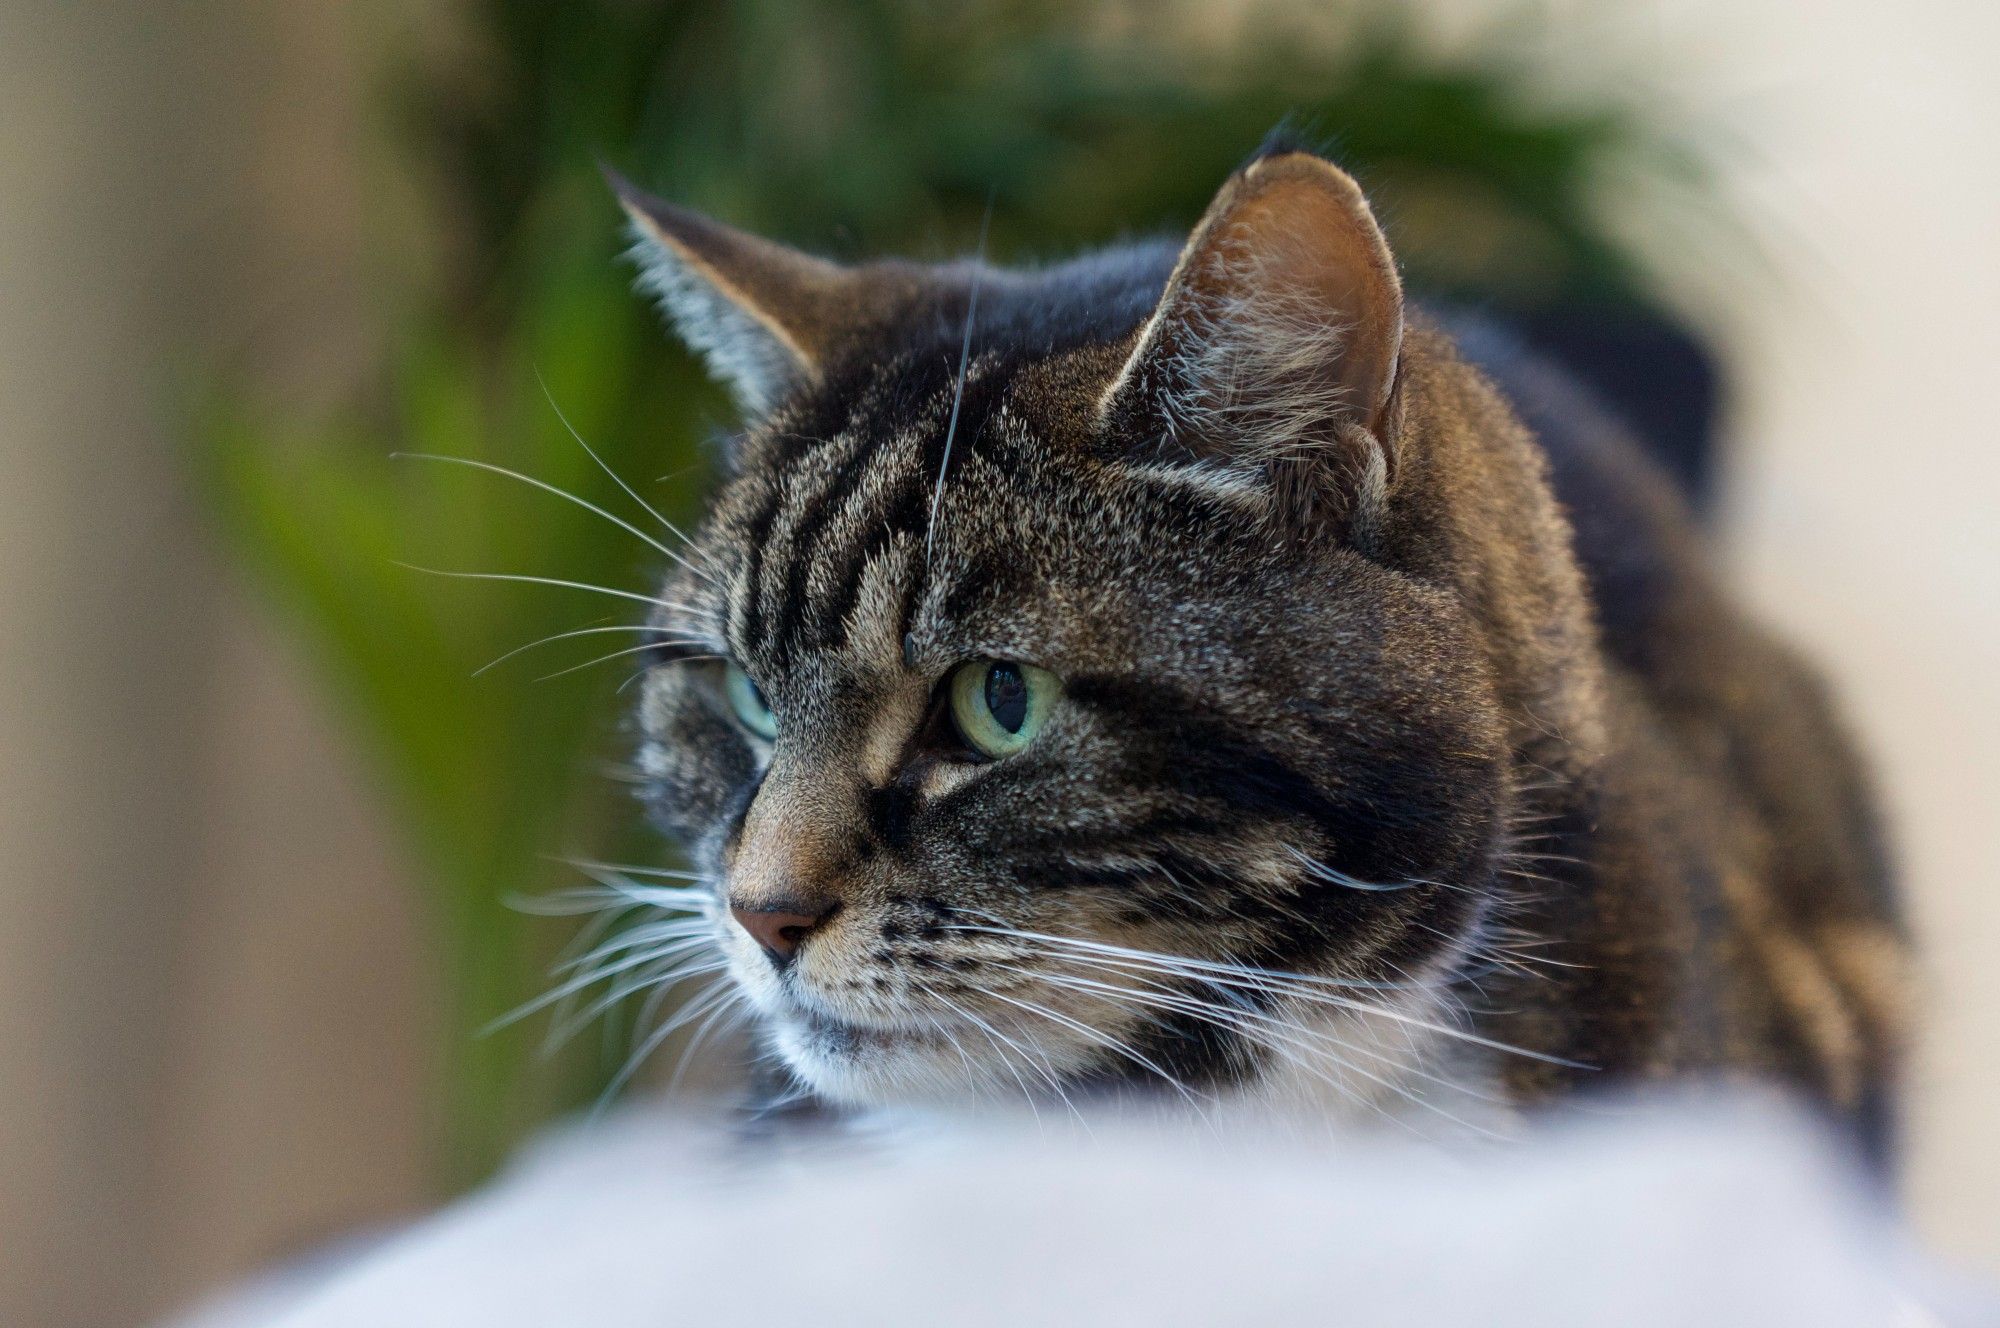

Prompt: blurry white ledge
[{"left": 171, "top": 1093, "right": 1989, "bottom": 1328}]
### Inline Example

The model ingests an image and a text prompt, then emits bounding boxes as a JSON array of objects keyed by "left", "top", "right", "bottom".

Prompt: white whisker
[
  {"left": 551, "top": 920, "right": 713, "bottom": 976},
  {"left": 568, "top": 863, "right": 713, "bottom": 910},
  {"left": 491, "top": 935, "right": 719, "bottom": 1035},
  {"left": 665, "top": 985, "right": 751, "bottom": 1095},
  {"left": 923, "top": 202, "right": 993, "bottom": 571},
  {"left": 393, "top": 563, "right": 687, "bottom": 613},
  {"left": 1281, "top": 845, "right": 1471, "bottom": 894},
  {"left": 547, "top": 954, "right": 729, "bottom": 1051},
  {"left": 914, "top": 977, "right": 1071, "bottom": 1119},
  {"left": 474, "top": 623, "right": 672, "bottom": 677},
  {"left": 555, "top": 858, "right": 706, "bottom": 883},
  {"left": 534, "top": 644, "right": 719, "bottom": 683},
  {"left": 969, "top": 981, "right": 1208, "bottom": 1109},
  {"left": 591, "top": 976, "right": 735, "bottom": 1116},
  {"left": 949, "top": 917, "right": 1587, "bottom": 1070},
  {"left": 394, "top": 451, "right": 722, "bottom": 595},
  {"left": 1011, "top": 959, "right": 1501, "bottom": 1130},
  {"left": 945, "top": 919, "right": 1416, "bottom": 993},
  {"left": 533, "top": 369, "right": 715, "bottom": 569}
]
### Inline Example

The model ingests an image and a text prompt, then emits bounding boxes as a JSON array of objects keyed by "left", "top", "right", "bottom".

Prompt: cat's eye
[
  {"left": 724, "top": 663, "right": 779, "bottom": 741},
  {"left": 947, "top": 659, "right": 1058, "bottom": 759}
]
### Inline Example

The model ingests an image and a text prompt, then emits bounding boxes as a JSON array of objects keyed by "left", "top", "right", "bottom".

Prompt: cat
[{"left": 603, "top": 136, "right": 1907, "bottom": 1157}]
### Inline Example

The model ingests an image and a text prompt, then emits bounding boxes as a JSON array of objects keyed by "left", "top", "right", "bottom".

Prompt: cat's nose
[{"left": 729, "top": 897, "right": 839, "bottom": 966}]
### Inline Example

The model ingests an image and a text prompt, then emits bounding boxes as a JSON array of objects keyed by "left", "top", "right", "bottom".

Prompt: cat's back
[{"left": 1448, "top": 313, "right": 1907, "bottom": 1154}]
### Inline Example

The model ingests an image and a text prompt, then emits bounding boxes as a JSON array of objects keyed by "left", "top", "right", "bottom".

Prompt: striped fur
[{"left": 618, "top": 149, "right": 1906, "bottom": 1154}]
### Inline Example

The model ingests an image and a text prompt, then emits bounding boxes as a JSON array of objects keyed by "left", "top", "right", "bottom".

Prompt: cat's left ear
[
  {"left": 1099, "top": 151, "right": 1404, "bottom": 530},
  {"left": 608, "top": 169, "right": 894, "bottom": 418}
]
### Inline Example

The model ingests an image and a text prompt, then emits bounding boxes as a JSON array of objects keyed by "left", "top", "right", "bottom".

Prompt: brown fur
[{"left": 611, "top": 148, "right": 1906, "bottom": 1156}]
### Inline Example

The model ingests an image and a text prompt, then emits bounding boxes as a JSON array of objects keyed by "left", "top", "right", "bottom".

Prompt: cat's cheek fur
[{"left": 639, "top": 668, "right": 762, "bottom": 848}]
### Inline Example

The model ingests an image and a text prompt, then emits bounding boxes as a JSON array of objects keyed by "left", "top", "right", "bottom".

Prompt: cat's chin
[{"left": 765, "top": 1009, "right": 1024, "bottom": 1108}]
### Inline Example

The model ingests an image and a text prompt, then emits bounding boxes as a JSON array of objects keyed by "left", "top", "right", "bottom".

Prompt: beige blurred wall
[
  {"left": 1687, "top": 0, "right": 2000, "bottom": 1270},
  {"left": 0, "top": 4, "right": 435, "bottom": 1325},
  {"left": 0, "top": 3, "right": 1994, "bottom": 1326}
]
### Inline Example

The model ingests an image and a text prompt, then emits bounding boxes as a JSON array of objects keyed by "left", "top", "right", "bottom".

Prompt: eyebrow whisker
[{"left": 924, "top": 198, "right": 995, "bottom": 572}]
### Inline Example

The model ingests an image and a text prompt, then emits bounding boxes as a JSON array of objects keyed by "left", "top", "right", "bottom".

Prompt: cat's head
[{"left": 619, "top": 148, "right": 1539, "bottom": 1108}]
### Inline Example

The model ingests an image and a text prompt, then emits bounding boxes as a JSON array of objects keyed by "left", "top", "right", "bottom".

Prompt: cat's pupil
[{"left": 984, "top": 663, "right": 1029, "bottom": 733}]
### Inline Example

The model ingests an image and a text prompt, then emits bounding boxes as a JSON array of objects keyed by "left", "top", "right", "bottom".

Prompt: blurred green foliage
[{"left": 195, "top": 0, "right": 1720, "bottom": 1186}]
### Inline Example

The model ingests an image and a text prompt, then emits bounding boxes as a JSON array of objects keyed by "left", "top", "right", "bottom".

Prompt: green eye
[
  {"left": 948, "top": 659, "right": 1058, "bottom": 759},
  {"left": 724, "top": 663, "right": 778, "bottom": 740}
]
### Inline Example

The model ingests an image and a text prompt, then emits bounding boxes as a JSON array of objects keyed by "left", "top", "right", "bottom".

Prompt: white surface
[{"left": 174, "top": 1096, "right": 1979, "bottom": 1328}]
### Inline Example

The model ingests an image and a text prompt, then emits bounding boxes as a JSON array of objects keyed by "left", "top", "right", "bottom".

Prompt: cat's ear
[
  {"left": 1100, "top": 151, "right": 1404, "bottom": 529},
  {"left": 608, "top": 169, "right": 872, "bottom": 417}
]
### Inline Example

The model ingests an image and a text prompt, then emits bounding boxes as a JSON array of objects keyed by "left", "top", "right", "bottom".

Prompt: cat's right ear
[{"left": 607, "top": 169, "right": 877, "bottom": 418}]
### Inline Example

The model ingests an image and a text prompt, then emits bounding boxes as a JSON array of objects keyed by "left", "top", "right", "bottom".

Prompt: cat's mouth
[{"left": 767, "top": 970, "right": 1159, "bottom": 1107}]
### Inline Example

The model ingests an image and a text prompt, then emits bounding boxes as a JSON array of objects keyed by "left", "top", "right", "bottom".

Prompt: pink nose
[{"left": 729, "top": 899, "right": 838, "bottom": 965}]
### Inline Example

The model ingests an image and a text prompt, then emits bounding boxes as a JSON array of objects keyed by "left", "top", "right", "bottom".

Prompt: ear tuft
[
  {"left": 607, "top": 168, "right": 855, "bottom": 417},
  {"left": 1101, "top": 152, "right": 1404, "bottom": 531}
]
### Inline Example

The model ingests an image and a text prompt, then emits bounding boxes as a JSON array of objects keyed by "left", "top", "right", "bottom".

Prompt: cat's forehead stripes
[{"left": 721, "top": 364, "right": 1027, "bottom": 681}]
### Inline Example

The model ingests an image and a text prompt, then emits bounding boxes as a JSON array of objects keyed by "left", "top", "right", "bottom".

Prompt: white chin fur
[{"left": 768, "top": 1014, "right": 1036, "bottom": 1108}]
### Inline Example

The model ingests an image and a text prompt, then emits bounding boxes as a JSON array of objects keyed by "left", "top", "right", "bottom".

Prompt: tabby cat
[{"left": 604, "top": 140, "right": 1906, "bottom": 1155}]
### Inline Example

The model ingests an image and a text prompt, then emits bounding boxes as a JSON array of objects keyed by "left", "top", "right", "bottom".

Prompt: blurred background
[{"left": 1, "top": 1, "right": 1993, "bottom": 1324}]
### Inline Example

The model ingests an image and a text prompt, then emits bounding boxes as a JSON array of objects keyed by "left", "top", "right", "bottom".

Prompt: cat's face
[{"left": 623, "top": 151, "right": 1511, "bottom": 1107}]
